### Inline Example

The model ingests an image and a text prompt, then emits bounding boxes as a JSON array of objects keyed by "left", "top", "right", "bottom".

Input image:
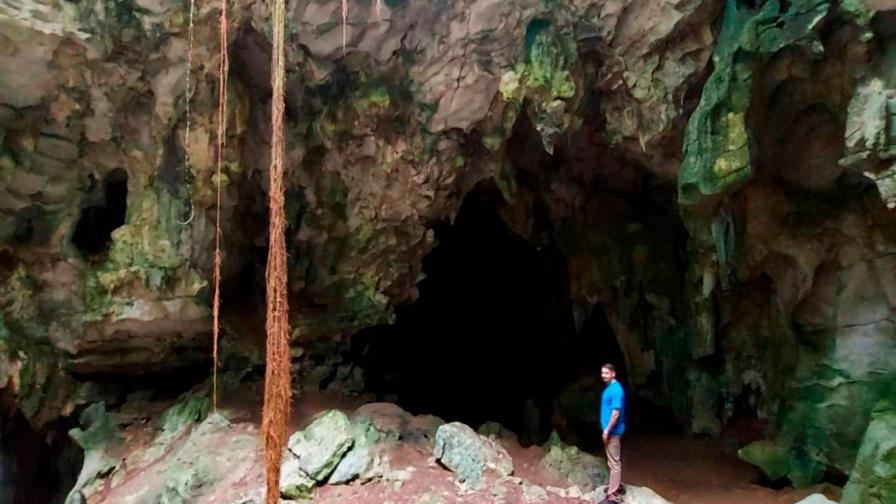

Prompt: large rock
[
  {"left": 477, "top": 421, "right": 519, "bottom": 443},
  {"left": 352, "top": 402, "right": 412, "bottom": 445},
  {"left": 326, "top": 418, "right": 380, "bottom": 485},
  {"left": 540, "top": 431, "right": 608, "bottom": 491},
  {"left": 326, "top": 440, "right": 372, "bottom": 485},
  {"left": 287, "top": 410, "right": 355, "bottom": 482},
  {"left": 352, "top": 402, "right": 444, "bottom": 446},
  {"left": 841, "top": 402, "right": 896, "bottom": 504},
  {"left": 433, "top": 422, "right": 513, "bottom": 489},
  {"left": 738, "top": 440, "right": 792, "bottom": 482},
  {"left": 279, "top": 456, "right": 316, "bottom": 500}
]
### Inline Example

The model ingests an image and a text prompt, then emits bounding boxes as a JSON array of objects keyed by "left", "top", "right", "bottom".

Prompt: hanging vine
[
  {"left": 342, "top": 0, "right": 349, "bottom": 55},
  {"left": 176, "top": 0, "right": 197, "bottom": 226},
  {"left": 212, "top": 0, "right": 230, "bottom": 413},
  {"left": 262, "top": 0, "right": 292, "bottom": 501}
]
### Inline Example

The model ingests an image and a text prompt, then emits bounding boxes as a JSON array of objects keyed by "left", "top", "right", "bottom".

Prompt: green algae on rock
[
  {"left": 540, "top": 431, "right": 609, "bottom": 491},
  {"left": 841, "top": 401, "right": 896, "bottom": 504}
]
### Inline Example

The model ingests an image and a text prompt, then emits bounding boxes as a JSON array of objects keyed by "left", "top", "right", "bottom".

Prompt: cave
[
  {"left": 351, "top": 180, "right": 631, "bottom": 446},
  {"left": 0, "top": 408, "right": 82, "bottom": 504},
  {"left": 4, "top": 1, "right": 894, "bottom": 502},
  {"left": 71, "top": 168, "right": 128, "bottom": 258}
]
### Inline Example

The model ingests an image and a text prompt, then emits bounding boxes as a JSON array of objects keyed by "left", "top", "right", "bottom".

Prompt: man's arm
[{"left": 603, "top": 409, "right": 620, "bottom": 442}]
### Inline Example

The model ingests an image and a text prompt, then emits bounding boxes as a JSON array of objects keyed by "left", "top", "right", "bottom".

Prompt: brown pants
[{"left": 605, "top": 435, "right": 623, "bottom": 497}]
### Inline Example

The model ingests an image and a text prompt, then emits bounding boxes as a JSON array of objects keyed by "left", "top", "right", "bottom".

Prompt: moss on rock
[{"left": 841, "top": 401, "right": 896, "bottom": 504}]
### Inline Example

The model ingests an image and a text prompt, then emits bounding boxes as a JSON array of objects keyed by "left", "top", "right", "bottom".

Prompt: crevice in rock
[
  {"left": 0, "top": 246, "right": 15, "bottom": 282},
  {"left": 12, "top": 204, "right": 49, "bottom": 245},
  {"left": 0, "top": 404, "right": 83, "bottom": 504},
  {"left": 71, "top": 168, "right": 128, "bottom": 259}
]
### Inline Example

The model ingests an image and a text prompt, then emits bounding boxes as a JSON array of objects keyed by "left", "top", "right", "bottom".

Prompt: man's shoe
[{"left": 604, "top": 486, "right": 626, "bottom": 497}]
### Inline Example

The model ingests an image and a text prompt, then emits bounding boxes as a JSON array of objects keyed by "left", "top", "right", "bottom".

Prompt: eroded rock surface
[
  {"left": 433, "top": 421, "right": 514, "bottom": 490},
  {"left": 1, "top": 0, "right": 896, "bottom": 500}
]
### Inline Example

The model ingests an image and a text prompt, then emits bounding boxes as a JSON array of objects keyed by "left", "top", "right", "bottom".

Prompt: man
[{"left": 600, "top": 363, "right": 626, "bottom": 503}]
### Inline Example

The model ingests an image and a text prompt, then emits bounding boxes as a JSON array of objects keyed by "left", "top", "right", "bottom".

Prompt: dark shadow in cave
[
  {"left": 574, "top": 305, "right": 627, "bottom": 384},
  {"left": 71, "top": 168, "right": 128, "bottom": 258},
  {"left": 550, "top": 305, "right": 631, "bottom": 451},
  {"left": 0, "top": 407, "right": 82, "bottom": 504},
  {"left": 351, "top": 181, "right": 628, "bottom": 446},
  {"left": 12, "top": 205, "right": 50, "bottom": 245}
]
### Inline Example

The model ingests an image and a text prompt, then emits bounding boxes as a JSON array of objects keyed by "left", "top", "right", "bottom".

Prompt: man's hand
[{"left": 603, "top": 409, "right": 620, "bottom": 444}]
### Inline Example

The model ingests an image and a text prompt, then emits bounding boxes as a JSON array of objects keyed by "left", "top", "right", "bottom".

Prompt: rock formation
[{"left": 1, "top": 0, "right": 895, "bottom": 501}]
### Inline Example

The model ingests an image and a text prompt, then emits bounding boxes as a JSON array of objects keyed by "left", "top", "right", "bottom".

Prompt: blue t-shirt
[{"left": 600, "top": 380, "right": 626, "bottom": 435}]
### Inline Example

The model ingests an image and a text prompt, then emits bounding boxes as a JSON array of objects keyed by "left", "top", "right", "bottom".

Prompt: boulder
[
  {"left": 433, "top": 422, "right": 513, "bottom": 489},
  {"left": 794, "top": 494, "right": 838, "bottom": 504},
  {"left": 327, "top": 425, "right": 374, "bottom": 485},
  {"left": 352, "top": 402, "right": 410, "bottom": 444},
  {"left": 738, "top": 440, "right": 791, "bottom": 481},
  {"left": 841, "top": 402, "right": 896, "bottom": 504},
  {"left": 287, "top": 410, "right": 354, "bottom": 482},
  {"left": 351, "top": 402, "right": 443, "bottom": 446},
  {"left": 326, "top": 442, "right": 372, "bottom": 484},
  {"left": 540, "top": 431, "right": 608, "bottom": 491},
  {"left": 478, "top": 421, "right": 519, "bottom": 443},
  {"left": 157, "top": 413, "right": 257, "bottom": 504},
  {"left": 279, "top": 455, "right": 316, "bottom": 500}
]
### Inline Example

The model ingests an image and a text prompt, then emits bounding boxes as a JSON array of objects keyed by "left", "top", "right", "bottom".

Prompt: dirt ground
[
  {"left": 624, "top": 433, "right": 841, "bottom": 504},
  {"left": 92, "top": 388, "right": 842, "bottom": 503},
  {"left": 273, "top": 391, "right": 842, "bottom": 504}
]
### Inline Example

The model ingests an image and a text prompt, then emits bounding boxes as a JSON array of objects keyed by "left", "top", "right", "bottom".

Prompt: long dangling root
[
  {"left": 262, "top": 0, "right": 291, "bottom": 501},
  {"left": 212, "top": 0, "right": 230, "bottom": 414},
  {"left": 342, "top": 0, "right": 348, "bottom": 55},
  {"left": 177, "top": 0, "right": 197, "bottom": 226}
]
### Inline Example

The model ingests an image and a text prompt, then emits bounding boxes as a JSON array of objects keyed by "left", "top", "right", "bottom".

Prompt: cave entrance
[
  {"left": 0, "top": 406, "right": 83, "bottom": 504},
  {"left": 352, "top": 181, "right": 626, "bottom": 446},
  {"left": 71, "top": 168, "right": 128, "bottom": 259}
]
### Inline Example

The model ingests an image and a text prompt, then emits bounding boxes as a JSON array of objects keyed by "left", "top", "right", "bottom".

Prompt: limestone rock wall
[
  {"left": 676, "top": 0, "right": 896, "bottom": 488},
  {"left": 1, "top": 0, "right": 895, "bottom": 497},
  {"left": 0, "top": 0, "right": 718, "bottom": 424}
]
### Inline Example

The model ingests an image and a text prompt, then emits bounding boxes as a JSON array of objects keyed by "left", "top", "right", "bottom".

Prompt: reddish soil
[
  {"left": 312, "top": 440, "right": 587, "bottom": 504},
  {"left": 93, "top": 389, "right": 843, "bottom": 504},
  {"left": 285, "top": 393, "right": 842, "bottom": 504},
  {"left": 624, "top": 433, "right": 842, "bottom": 504}
]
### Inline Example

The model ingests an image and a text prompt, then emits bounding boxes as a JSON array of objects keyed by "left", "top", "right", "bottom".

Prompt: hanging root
[
  {"left": 177, "top": 0, "right": 197, "bottom": 226},
  {"left": 212, "top": 0, "right": 230, "bottom": 413},
  {"left": 342, "top": 0, "right": 348, "bottom": 55},
  {"left": 262, "top": 0, "right": 291, "bottom": 501}
]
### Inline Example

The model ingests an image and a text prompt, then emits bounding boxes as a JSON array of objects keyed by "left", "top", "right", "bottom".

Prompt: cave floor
[
  {"left": 623, "top": 433, "right": 839, "bottom": 504},
  {"left": 93, "top": 386, "right": 841, "bottom": 503}
]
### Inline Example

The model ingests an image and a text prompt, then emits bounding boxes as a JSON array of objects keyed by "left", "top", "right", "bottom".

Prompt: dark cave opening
[
  {"left": 0, "top": 407, "right": 83, "bottom": 504},
  {"left": 350, "top": 181, "right": 630, "bottom": 446},
  {"left": 71, "top": 168, "right": 128, "bottom": 258}
]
